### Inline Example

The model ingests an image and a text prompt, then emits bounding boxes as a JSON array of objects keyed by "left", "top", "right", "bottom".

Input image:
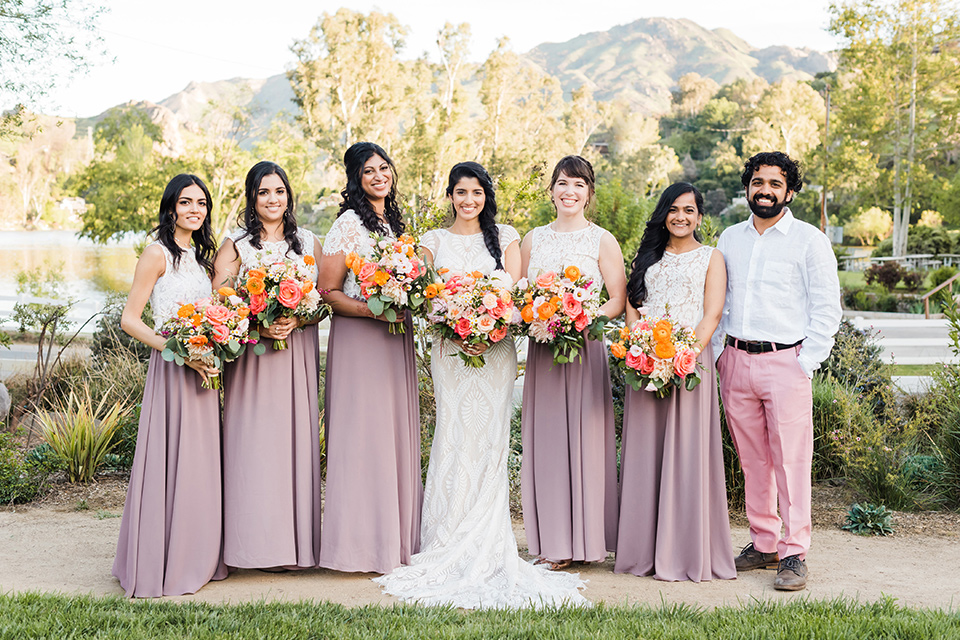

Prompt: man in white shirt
[{"left": 711, "top": 151, "right": 841, "bottom": 591}]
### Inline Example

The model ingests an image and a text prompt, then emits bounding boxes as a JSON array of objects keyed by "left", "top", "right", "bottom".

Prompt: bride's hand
[{"left": 452, "top": 337, "right": 488, "bottom": 356}]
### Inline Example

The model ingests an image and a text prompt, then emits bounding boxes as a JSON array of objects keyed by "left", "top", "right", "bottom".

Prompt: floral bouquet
[
  {"left": 424, "top": 269, "right": 519, "bottom": 368},
  {"left": 160, "top": 288, "right": 260, "bottom": 389},
  {"left": 234, "top": 255, "right": 330, "bottom": 350},
  {"left": 514, "top": 265, "right": 608, "bottom": 365},
  {"left": 608, "top": 312, "right": 701, "bottom": 398},
  {"left": 345, "top": 233, "right": 431, "bottom": 334}
]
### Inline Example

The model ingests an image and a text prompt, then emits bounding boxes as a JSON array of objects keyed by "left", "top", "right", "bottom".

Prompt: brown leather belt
[{"left": 726, "top": 336, "right": 803, "bottom": 354}]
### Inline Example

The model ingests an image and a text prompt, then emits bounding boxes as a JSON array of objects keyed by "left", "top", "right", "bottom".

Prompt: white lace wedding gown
[{"left": 373, "top": 226, "right": 588, "bottom": 609}]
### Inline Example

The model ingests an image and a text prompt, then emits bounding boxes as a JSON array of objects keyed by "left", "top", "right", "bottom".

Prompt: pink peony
[
  {"left": 455, "top": 317, "right": 473, "bottom": 338},
  {"left": 205, "top": 304, "right": 231, "bottom": 325},
  {"left": 674, "top": 348, "right": 697, "bottom": 377},
  {"left": 489, "top": 326, "right": 508, "bottom": 342},
  {"left": 277, "top": 279, "right": 304, "bottom": 309},
  {"left": 562, "top": 293, "right": 583, "bottom": 319},
  {"left": 211, "top": 323, "right": 231, "bottom": 343},
  {"left": 248, "top": 293, "right": 267, "bottom": 316}
]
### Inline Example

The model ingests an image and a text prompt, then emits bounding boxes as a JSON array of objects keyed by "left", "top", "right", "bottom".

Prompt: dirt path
[{"left": 2, "top": 505, "right": 958, "bottom": 610}]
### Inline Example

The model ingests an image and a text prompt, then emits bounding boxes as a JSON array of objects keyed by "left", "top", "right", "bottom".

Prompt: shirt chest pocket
[{"left": 760, "top": 261, "right": 800, "bottom": 288}]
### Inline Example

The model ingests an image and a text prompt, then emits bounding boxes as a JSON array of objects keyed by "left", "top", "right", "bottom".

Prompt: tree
[
  {"left": 845, "top": 206, "right": 894, "bottom": 245},
  {"left": 289, "top": 9, "right": 408, "bottom": 162},
  {"left": 742, "top": 80, "right": 825, "bottom": 160},
  {"left": 73, "top": 107, "right": 172, "bottom": 242},
  {"left": 0, "top": 0, "right": 106, "bottom": 136},
  {"left": 830, "top": 0, "right": 960, "bottom": 256}
]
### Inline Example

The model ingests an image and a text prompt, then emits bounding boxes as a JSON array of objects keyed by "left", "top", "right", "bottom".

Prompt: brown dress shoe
[
  {"left": 773, "top": 554, "right": 807, "bottom": 591},
  {"left": 734, "top": 542, "right": 779, "bottom": 571}
]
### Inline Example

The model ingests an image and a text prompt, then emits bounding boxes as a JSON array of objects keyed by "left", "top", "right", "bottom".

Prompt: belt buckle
[{"left": 740, "top": 339, "right": 764, "bottom": 353}]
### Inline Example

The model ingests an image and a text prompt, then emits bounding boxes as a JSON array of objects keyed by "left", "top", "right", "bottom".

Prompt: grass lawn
[
  {"left": 887, "top": 364, "right": 939, "bottom": 376},
  {"left": 1, "top": 593, "right": 959, "bottom": 639}
]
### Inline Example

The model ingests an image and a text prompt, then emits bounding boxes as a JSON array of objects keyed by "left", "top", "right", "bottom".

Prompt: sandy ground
[{"left": 2, "top": 489, "right": 959, "bottom": 610}]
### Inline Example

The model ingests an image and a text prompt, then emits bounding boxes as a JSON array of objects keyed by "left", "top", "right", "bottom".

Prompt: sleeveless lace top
[
  {"left": 148, "top": 242, "right": 213, "bottom": 331},
  {"left": 527, "top": 222, "right": 606, "bottom": 293},
  {"left": 228, "top": 227, "right": 318, "bottom": 282},
  {"left": 421, "top": 225, "right": 521, "bottom": 279},
  {"left": 642, "top": 244, "right": 715, "bottom": 328},
  {"left": 322, "top": 209, "right": 395, "bottom": 300}
]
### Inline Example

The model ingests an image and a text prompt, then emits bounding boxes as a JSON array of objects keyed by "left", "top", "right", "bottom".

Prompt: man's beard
[{"left": 748, "top": 195, "right": 787, "bottom": 219}]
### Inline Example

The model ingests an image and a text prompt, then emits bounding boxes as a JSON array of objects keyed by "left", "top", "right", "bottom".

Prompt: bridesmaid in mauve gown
[
  {"left": 113, "top": 174, "right": 227, "bottom": 597},
  {"left": 214, "top": 161, "right": 323, "bottom": 570},
  {"left": 615, "top": 182, "right": 735, "bottom": 582},
  {"left": 519, "top": 155, "right": 626, "bottom": 571},
  {"left": 317, "top": 141, "right": 422, "bottom": 574}
]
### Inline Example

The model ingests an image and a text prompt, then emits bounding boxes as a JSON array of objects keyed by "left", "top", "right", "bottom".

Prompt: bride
[{"left": 373, "top": 162, "right": 587, "bottom": 608}]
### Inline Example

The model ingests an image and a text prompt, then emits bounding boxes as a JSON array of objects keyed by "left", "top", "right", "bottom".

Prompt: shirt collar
[{"left": 746, "top": 207, "right": 795, "bottom": 236}]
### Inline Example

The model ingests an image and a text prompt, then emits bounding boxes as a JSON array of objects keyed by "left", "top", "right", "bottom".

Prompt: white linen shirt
[{"left": 710, "top": 208, "right": 842, "bottom": 377}]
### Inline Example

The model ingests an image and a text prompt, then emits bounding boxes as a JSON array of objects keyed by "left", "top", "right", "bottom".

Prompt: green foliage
[
  {"left": 842, "top": 502, "right": 894, "bottom": 536},
  {"left": 872, "top": 225, "right": 955, "bottom": 257},
  {"left": 928, "top": 266, "right": 958, "bottom": 305},
  {"left": 0, "top": 431, "right": 56, "bottom": 504},
  {"left": 587, "top": 179, "right": 653, "bottom": 260},
  {"left": 33, "top": 386, "right": 130, "bottom": 483}
]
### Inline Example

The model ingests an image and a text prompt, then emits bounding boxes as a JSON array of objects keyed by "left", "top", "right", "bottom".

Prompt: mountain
[
  {"left": 525, "top": 17, "right": 836, "bottom": 113},
  {"left": 82, "top": 17, "right": 835, "bottom": 139}
]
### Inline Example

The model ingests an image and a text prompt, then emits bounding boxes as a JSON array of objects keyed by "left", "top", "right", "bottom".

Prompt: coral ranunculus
[
  {"left": 211, "top": 324, "right": 231, "bottom": 343},
  {"left": 653, "top": 320, "right": 673, "bottom": 343},
  {"left": 304, "top": 255, "right": 315, "bottom": 266},
  {"left": 217, "top": 287, "right": 237, "bottom": 298},
  {"left": 611, "top": 342, "right": 627, "bottom": 359},
  {"left": 177, "top": 304, "right": 195, "bottom": 318},
  {"left": 655, "top": 340, "right": 676, "bottom": 359},
  {"left": 537, "top": 302, "right": 557, "bottom": 320},
  {"left": 246, "top": 278, "right": 265, "bottom": 295},
  {"left": 535, "top": 271, "right": 557, "bottom": 288},
  {"left": 489, "top": 326, "right": 508, "bottom": 342},
  {"left": 247, "top": 268, "right": 267, "bottom": 280},
  {"left": 188, "top": 335, "right": 208, "bottom": 346},
  {"left": 278, "top": 279, "right": 304, "bottom": 309},
  {"left": 425, "top": 283, "right": 440, "bottom": 299},
  {"left": 674, "top": 348, "right": 697, "bottom": 377},
  {"left": 301, "top": 281, "right": 314, "bottom": 294},
  {"left": 191, "top": 314, "right": 203, "bottom": 326},
  {"left": 249, "top": 293, "right": 267, "bottom": 315},
  {"left": 564, "top": 265, "right": 581, "bottom": 281},
  {"left": 373, "top": 270, "right": 390, "bottom": 286}
]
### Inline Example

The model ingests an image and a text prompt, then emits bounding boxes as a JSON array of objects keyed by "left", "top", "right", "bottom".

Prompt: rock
[{"left": 0, "top": 382, "right": 9, "bottom": 424}]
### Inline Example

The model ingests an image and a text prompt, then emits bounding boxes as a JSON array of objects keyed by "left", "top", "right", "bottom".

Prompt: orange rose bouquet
[
  {"left": 513, "top": 265, "right": 608, "bottom": 365},
  {"left": 608, "top": 312, "right": 701, "bottom": 398},
  {"left": 159, "top": 289, "right": 260, "bottom": 389},
  {"left": 344, "top": 233, "right": 431, "bottom": 334},
  {"left": 234, "top": 255, "right": 330, "bottom": 350},
  {"left": 424, "top": 268, "right": 519, "bottom": 368}
]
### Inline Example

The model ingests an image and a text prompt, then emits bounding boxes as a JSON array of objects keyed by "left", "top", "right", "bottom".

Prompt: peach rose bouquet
[
  {"left": 159, "top": 289, "right": 260, "bottom": 389},
  {"left": 344, "top": 233, "right": 431, "bottom": 334},
  {"left": 234, "top": 255, "right": 330, "bottom": 350},
  {"left": 608, "top": 311, "right": 701, "bottom": 398},
  {"left": 424, "top": 268, "right": 519, "bottom": 368},
  {"left": 513, "top": 265, "right": 607, "bottom": 365}
]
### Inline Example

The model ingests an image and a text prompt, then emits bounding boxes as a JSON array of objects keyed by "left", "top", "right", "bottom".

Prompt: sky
[{"left": 43, "top": 0, "right": 843, "bottom": 119}]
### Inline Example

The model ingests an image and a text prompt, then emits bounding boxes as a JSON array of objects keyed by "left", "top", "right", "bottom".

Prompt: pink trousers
[{"left": 717, "top": 344, "right": 812, "bottom": 559}]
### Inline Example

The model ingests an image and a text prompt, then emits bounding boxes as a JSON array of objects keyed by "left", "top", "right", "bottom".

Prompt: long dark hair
[
  {"left": 151, "top": 174, "right": 215, "bottom": 276},
  {"left": 446, "top": 161, "right": 502, "bottom": 270},
  {"left": 626, "top": 182, "right": 704, "bottom": 308},
  {"left": 237, "top": 160, "right": 303, "bottom": 256},
  {"left": 338, "top": 141, "right": 405, "bottom": 236}
]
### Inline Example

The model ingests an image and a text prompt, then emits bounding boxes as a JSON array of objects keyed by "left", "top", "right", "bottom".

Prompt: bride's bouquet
[
  {"left": 608, "top": 311, "right": 701, "bottom": 398},
  {"left": 424, "top": 269, "right": 519, "bottom": 368},
  {"left": 514, "top": 265, "right": 607, "bottom": 365},
  {"left": 345, "top": 233, "right": 431, "bottom": 333},
  {"left": 234, "top": 256, "right": 330, "bottom": 350},
  {"left": 160, "top": 290, "right": 260, "bottom": 389}
]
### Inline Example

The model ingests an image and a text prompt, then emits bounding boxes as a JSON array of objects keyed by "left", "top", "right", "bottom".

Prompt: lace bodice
[
  {"left": 421, "top": 225, "right": 520, "bottom": 278},
  {"left": 527, "top": 223, "right": 606, "bottom": 291},
  {"left": 642, "top": 245, "right": 715, "bottom": 328},
  {"left": 322, "top": 210, "right": 393, "bottom": 300},
  {"left": 228, "top": 228, "right": 318, "bottom": 283},
  {"left": 148, "top": 242, "right": 213, "bottom": 331}
]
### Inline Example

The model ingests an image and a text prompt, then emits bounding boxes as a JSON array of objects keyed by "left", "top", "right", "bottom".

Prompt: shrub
[
  {"left": 0, "top": 431, "right": 57, "bottom": 504},
  {"left": 90, "top": 294, "right": 152, "bottom": 365},
  {"left": 32, "top": 386, "right": 131, "bottom": 483},
  {"left": 928, "top": 265, "right": 958, "bottom": 306},
  {"left": 925, "top": 301, "right": 960, "bottom": 507},
  {"left": 864, "top": 261, "right": 905, "bottom": 292},
  {"left": 900, "top": 271, "right": 924, "bottom": 290},
  {"left": 841, "top": 502, "right": 894, "bottom": 536},
  {"left": 872, "top": 225, "right": 954, "bottom": 257}
]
